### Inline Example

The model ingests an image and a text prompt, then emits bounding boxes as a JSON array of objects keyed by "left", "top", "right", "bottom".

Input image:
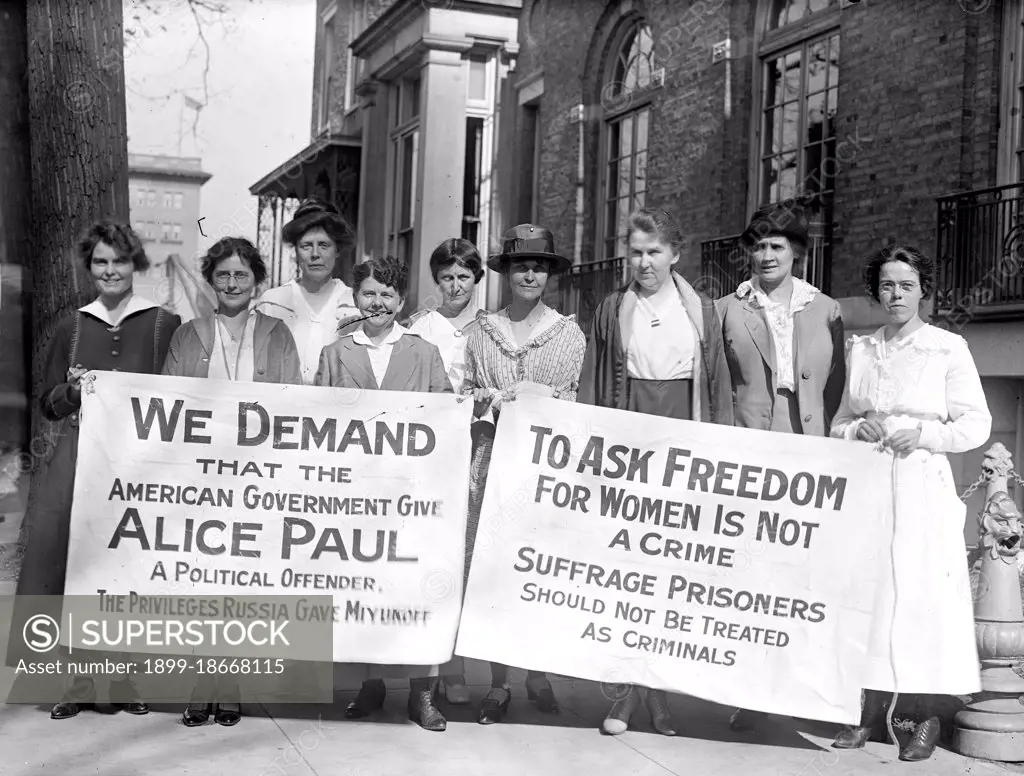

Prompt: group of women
[{"left": 18, "top": 195, "right": 991, "bottom": 764}]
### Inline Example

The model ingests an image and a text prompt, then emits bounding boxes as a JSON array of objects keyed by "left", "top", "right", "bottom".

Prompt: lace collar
[
  {"left": 849, "top": 323, "right": 952, "bottom": 357},
  {"left": 476, "top": 306, "right": 576, "bottom": 358},
  {"left": 736, "top": 276, "right": 818, "bottom": 314}
]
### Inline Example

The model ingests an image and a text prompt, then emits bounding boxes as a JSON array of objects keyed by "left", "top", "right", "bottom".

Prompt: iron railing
[
  {"left": 555, "top": 256, "right": 628, "bottom": 334},
  {"left": 935, "top": 183, "right": 1024, "bottom": 322},
  {"left": 700, "top": 234, "right": 748, "bottom": 298}
]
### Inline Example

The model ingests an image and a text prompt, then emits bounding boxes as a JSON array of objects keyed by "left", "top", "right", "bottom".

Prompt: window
[
  {"left": 599, "top": 20, "right": 655, "bottom": 260},
  {"left": 755, "top": 0, "right": 841, "bottom": 291},
  {"left": 146, "top": 190, "right": 156, "bottom": 208},
  {"left": 345, "top": 0, "right": 368, "bottom": 111},
  {"left": 463, "top": 118, "right": 485, "bottom": 245},
  {"left": 171, "top": 224, "right": 181, "bottom": 242},
  {"left": 173, "top": 192, "right": 183, "bottom": 209},
  {"left": 388, "top": 79, "right": 421, "bottom": 265},
  {"left": 161, "top": 223, "right": 171, "bottom": 241},
  {"left": 134, "top": 188, "right": 146, "bottom": 207},
  {"left": 999, "top": 0, "right": 1024, "bottom": 184},
  {"left": 162, "top": 191, "right": 172, "bottom": 209},
  {"left": 468, "top": 57, "right": 488, "bottom": 102},
  {"left": 317, "top": 9, "right": 337, "bottom": 134}
]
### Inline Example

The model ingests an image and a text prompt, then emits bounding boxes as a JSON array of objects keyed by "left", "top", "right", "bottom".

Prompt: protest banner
[
  {"left": 455, "top": 396, "right": 894, "bottom": 724},
  {"left": 63, "top": 371, "right": 473, "bottom": 665}
]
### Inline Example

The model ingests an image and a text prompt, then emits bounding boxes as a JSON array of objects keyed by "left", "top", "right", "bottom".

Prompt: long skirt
[{"left": 861, "top": 448, "right": 980, "bottom": 695}]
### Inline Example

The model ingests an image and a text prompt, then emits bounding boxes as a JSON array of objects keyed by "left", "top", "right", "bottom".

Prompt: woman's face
[
  {"left": 751, "top": 235, "right": 796, "bottom": 286},
  {"left": 629, "top": 229, "right": 678, "bottom": 292},
  {"left": 296, "top": 227, "right": 338, "bottom": 285},
  {"left": 356, "top": 274, "right": 404, "bottom": 331},
  {"left": 436, "top": 262, "right": 477, "bottom": 310},
  {"left": 878, "top": 260, "right": 924, "bottom": 325},
  {"left": 90, "top": 241, "right": 134, "bottom": 299},
  {"left": 211, "top": 254, "right": 256, "bottom": 313},
  {"left": 507, "top": 259, "right": 550, "bottom": 302}
]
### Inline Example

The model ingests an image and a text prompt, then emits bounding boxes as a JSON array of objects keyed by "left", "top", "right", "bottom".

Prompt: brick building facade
[{"left": 504, "top": 0, "right": 1024, "bottom": 536}]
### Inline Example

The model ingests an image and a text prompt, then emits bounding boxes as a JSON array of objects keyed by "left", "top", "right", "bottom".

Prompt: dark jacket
[
  {"left": 717, "top": 287, "right": 845, "bottom": 437},
  {"left": 162, "top": 310, "right": 302, "bottom": 384},
  {"left": 577, "top": 273, "right": 733, "bottom": 424}
]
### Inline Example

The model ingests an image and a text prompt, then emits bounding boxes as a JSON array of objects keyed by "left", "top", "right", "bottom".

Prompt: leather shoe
[
  {"left": 525, "top": 674, "right": 559, "bottom": 714},
  {"left": 51, "top": 679, "right": 96, "bottom": 720},
  {"left": 899, "top": 717, "right": 940, "bottom": 762},
  {"left": 602, "top": 685, "right": 640, "bottom": 735},
  {"left": 477, "top": 687, "right": 511, "bottom": 724},
  {"left": 110, "top": 679, "right": 149, "bottom": 715},
  {"left": 729, "top": 708, "right": 759, "bottom": 733},
  {"left": 215, "top": 702, "right": 242, "bottom": 727},
  {"left": 832, "top": 725, "right": 872, "bottom": 749},
  {"left": 345, "top": 678, "right": 386, "bottom": 719},
  {"left": 183, "top": 702, "right": 213, "bottom": 727},
  {"left": 441, "top": 675, "right": 471, "bottom": 705},
  {"left": 644, "top": 689, "right": 677, "bottom": 736},
  {"left": 408, "top": 678, "right": 446, "bottom": 732}
]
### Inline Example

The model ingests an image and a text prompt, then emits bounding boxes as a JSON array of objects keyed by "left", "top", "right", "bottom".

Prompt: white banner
[
  {"left": 455, "top": 397, "right": 894, "bottom": 724},
  {"left": 65, "top": 371, "right": 473, "bottom": 664}
]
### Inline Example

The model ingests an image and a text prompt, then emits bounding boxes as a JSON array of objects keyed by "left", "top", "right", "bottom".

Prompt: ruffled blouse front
[{"left": 830, "top": 324, "right": 991, "bottom": 453}]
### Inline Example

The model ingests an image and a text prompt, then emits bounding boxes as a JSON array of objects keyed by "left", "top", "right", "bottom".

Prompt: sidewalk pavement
[{"left": 1, "top": 661, "right": 1020, "bottom": 776}]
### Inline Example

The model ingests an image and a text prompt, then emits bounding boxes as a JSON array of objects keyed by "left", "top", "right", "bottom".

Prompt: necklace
[{"left": 216, "top": 315, "right": 249, "bottom": 381}]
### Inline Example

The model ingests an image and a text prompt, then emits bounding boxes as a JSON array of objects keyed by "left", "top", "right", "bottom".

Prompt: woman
[
  {"left": 163, "top": 236, "right": 300, "bottom": 727},
  {"left": 15, "top": 221, "right": 180, "bottom": 720},
  {"left": 403, "top": 237, "right": 483, "bottom": 705},
  {"left": 718, "top": 200, "right": 845, "bottom": 734},
  {"left": 404, "top": 237, "right": 484, "bottom": 394},
  {"left": 163, "top": 236, "right": 302, "bottom": 386},
  {"left": 829, "top": 244, "right": 991, "bottom": 762},
  {"left": 577, "top": 208, "right": 732, "bottom": 737},
  {"left": 259, "top": 197, "right": 358, "bottom": 384},
  {"left": 316, "top": 254, "right": 453, "bottom": 732},
  {"left": 462, "top": 223, "right": 587, "bottom": 725}
]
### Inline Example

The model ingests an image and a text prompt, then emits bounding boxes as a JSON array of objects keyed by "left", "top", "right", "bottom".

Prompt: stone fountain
[{"left": 954, "top": 443, "right": 1024, "bottom": 760}]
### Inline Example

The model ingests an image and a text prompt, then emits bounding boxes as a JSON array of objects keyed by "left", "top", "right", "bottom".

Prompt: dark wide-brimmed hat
[
  {"left": 741, "top": 199, "right": 809, "bottom": 249},
  {"left": 486, "top": 224, "right": 572, "bottom": 274},
  {"left": 281, "top": 196, "right": 354, "bottom": 246}
]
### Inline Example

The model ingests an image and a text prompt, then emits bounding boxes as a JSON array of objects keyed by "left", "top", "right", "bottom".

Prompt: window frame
[
  {"left": 386, "top": 76, "right": 422, "bottom": 266},
  {"left": 317, "top": 5, "right": 338, "bottom": 135},
  {"left": 596, "top": 18, "right": 657, "bottom": 262},
  {"left": 748, "top": 0, "right": 843, "bottom": 292}
]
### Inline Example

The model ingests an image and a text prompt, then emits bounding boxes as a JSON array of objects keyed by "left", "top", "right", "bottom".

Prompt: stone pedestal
[{"left": 954, "top": 443, "right": 1024, "bottom": 761}]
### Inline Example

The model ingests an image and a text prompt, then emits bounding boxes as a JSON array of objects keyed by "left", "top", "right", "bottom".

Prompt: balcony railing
[
  {"left": 555, "top": 256, "right": 627, "bottom": 335},
  {"left": 700, "top": 235, "right": 748, "bottom": 298},
  {"left": 935, "top": 182, "right": 1024, "bottom": 322}
]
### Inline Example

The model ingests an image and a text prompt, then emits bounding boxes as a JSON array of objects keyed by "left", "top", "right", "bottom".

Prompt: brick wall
[{"left": 516, "top": 0, "right": 1005, "bottom": 299}]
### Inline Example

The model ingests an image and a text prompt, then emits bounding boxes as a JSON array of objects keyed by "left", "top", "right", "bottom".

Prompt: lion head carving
[{"left": 980, "top": 490, "right": 1024, "bottom": 562}]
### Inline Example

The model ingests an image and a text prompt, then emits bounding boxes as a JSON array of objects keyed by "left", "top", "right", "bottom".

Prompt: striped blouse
[{"left": 462, "top": 306, "right": 587, "bottom": 403}]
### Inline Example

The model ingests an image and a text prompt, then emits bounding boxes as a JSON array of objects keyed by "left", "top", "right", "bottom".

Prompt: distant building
[
  {"left": 250, "top": 0, "right": 522, "bottom": 314},
  {"left": 128, "top": 153, "right": 213, "bottom": 321}
]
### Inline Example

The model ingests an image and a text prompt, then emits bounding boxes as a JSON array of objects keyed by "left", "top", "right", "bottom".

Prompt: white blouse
[
  {"left": 405, "top": 307, "right": 480, "bottom": 392},
  {"left": 830, "top": 324, "right": 992, "bottom": 452},
  {"left": 626, "top": 288, "right": 694, "bottom": 380},
  {"left": 735, "top": 277, "right": 818, "bottom": 392},
  {"left": 346, "top": 323, "right": 408, "bottom": 387},
  {"left": 208, "top": 312, "right": 257, "bottom": 382},
  {"left": 257, "top": 279, "right": 357, "bottom": 385}
]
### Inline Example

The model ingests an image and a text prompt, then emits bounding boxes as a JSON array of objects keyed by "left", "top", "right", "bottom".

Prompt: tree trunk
[{"left": 15, "top": 0, "right": 128, "bottom": 565}]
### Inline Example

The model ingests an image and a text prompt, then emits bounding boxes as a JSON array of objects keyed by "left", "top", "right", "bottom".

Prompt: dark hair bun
[{"left": 293, "top": 196, "right": 340, "bottom": 220}]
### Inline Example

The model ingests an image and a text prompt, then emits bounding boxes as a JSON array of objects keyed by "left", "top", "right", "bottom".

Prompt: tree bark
[{"left": 16, "top": 0, "right": 128, "bottom": 560}]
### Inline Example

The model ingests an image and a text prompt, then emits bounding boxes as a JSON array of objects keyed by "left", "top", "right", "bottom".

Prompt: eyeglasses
[
  {"left": 213, "top": 271, "right": 254, "bottom": 287},
  {"left": 878, "top": 281, "right": 919, "bottom": 294}
]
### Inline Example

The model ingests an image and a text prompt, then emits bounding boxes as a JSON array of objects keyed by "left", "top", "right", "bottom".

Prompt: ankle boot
[
  {"left": 899, "top": 716, "right": 940, "bottom": 762},
  {"left": 345, "top": 678, "right": 386, "bottom": 719},
  {"left": 645, "top": 689, "right": 677, "bottom": 736},
  {"left": 832, "top": 690, "right": 891, "bottom": 749},
  {"left": 408, "top": 678, "right": 446, "bottom": 732},
  {"left": 110, "top": 678, "right": 149, "bottom": 715},
  {"left": 602, "top": 684, "right": 641, "bottom": 735}
]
